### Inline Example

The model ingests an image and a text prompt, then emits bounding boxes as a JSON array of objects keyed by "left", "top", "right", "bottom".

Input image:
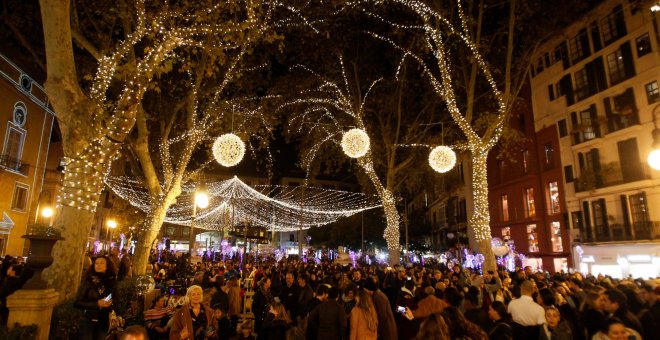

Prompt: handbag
[{"left": 108, "top": 309, "right": 125, "bottom": 333}]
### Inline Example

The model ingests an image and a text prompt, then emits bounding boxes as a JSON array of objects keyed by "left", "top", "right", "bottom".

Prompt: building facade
[
  {"left": 529, "top": 0, "right": 660, "bottom": 278},
  {"left": 487, "top": 92, "right": 571, "bottom": 272},
  {"left": 0, "top": 54, "right": 57, "bottom": 256}
]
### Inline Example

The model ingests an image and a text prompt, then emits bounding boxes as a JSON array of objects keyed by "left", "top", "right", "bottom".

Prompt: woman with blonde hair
[
  {"left": 169, "top": 285, "right": 214, "bottom": 340},
  {"left": 350, "top": 289, "right": 378, "bottom": 340},
  {"left": 260, "top": 301, "right": 292, "bottom": 340}
]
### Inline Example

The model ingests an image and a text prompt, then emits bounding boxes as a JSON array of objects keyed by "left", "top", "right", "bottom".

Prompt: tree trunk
[
  {"left": 381, "top": 192, "right": 401, "bottom": 265},
  {"left": 469, "top": 147, "right": 496, "bottom": 272},
  {"left": 132, "top": 203, "right": 170, "bottom": 276},
  {"left": 43, "top": 205, "right": 95, "bottom": 300}
]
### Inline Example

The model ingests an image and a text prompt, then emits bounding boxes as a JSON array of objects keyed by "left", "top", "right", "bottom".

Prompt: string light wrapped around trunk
[
  {"left": 428, "top": 145, "right": 456, "bottom": 173},
  {"left": 341, "top": 128, "right": 370, "bottom": 158},
  {"left": 212, "top": 133, "right": 245, "bottom": 167}
]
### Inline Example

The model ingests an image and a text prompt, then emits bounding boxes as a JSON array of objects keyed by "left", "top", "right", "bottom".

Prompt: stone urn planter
[{"left": 21, "top": 225, "right": 63, "bottom": 290}]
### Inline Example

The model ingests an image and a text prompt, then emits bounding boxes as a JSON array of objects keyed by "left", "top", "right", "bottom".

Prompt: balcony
[
  {"left": 0, "top": 154, "right": 28, "bottom": 176},
  {"left": 580, "top": 221, "right": 660, "bottom": 243},
  {"left": 575, "top": 162, "right": 651, "bottom": 192}
]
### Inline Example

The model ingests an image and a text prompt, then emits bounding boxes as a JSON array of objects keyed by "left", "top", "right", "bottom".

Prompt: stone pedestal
[{"left": 7, "top": 289, "right": 59, "bottom": 340}]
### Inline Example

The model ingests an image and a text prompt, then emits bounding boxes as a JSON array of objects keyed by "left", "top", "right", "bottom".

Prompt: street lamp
[
  {"left": 648, "top": 104, "right": 660, "bottom": 170},
  {"left": 190, "top": 188, "right": 209, "bottom": 253},
  {"left": 41, "top": 206, "right": 54, "bottom": 218},
  {"left": 106, "top": 219, "right": 117, "bottom": 251}
]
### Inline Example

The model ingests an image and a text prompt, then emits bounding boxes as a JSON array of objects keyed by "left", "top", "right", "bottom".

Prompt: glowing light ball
[
  {"left": 428, "top": 145, "right": 456, "bottom": 173},
  {"left": 648, "top": 148, "right": 660, "bottom": 170},
  {"left": 341, "top": 128, "right": 370, "bottom": 158},
  {"left": 213, "top": 133, "right": 245, "bottom": 167}
]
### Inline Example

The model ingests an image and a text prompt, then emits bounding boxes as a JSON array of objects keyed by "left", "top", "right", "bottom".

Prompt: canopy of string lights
[{"left": 105, "top": 176, "right": 381, "bottom": 231}]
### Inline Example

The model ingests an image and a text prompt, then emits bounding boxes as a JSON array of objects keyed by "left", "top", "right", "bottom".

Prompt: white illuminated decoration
[
  {"left": 428, "top": 145, "right": 456, "bottom": 173},
  {"left": 213, "top": 133, "right": 245, "bottom": 167},
  {"left": 341, "top": 128, "right": 370, "bottom": 158},
  {"left": 648, "top": 149, "right": 660, "bottom": 170},
  {"left": 106, "top": 176, "right": 381, "bottom": 231}
]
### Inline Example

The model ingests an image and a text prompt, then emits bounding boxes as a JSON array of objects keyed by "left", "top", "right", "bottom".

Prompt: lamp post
[
  {"left": 106, "top": 219, "right": 117, "bottom": 251},
  {"left": 190, "top": 188, "right": 209, "bottom": 254}
]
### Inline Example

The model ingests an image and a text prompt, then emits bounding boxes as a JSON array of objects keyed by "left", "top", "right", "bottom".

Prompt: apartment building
[
  {"left": 529, "top": 0, "right": 660, "bottom": 278},
  {"left": 487, "top": 89, "right": 571, "bottom": 272},
  {"left": 0, "top": 54, "right": 57, "bottom": 256}
]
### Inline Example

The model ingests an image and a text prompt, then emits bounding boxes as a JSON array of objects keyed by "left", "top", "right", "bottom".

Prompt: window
[
  {"left": 564, "top": 165, "right": 574, "bottom": 183},
  {"left": 629, "top": 193, "right": 650, "bottom": 227},
  {"left": 166, "top": 226, "right": 175, "bottom": 236},
  {"left": 11, "top": 183, "right": 28, "bottom": 211},
  {"left": 558, "top": 119, "right": 568, "bottom": 138},
  {"left": 289, "top": 234, "right": 295, "bottom": 242},
  {"left": 646, "top": 81, "right": 659, "bottom": 104},
  {"left": 592, "top": 199, "right": 608, "bottom": 239},
  {"left": 522, "top": 150, "right": 529, "bottom": 174},
  {"left": 2, "top": 124, "right": 25, "bottom": 171},
  {"left": 590, "top": 21, "right": 602, "bottom": 51},
  {"left": 550, "top": 222, "right": 563, "bottom": 252},
  {"left": 548, "top": 84, "right": 555, "bottom": 101},
  {"left": 580, "top": 108, "right": 597, "bottom": 141},
  {"left": 607, "top": 49, "right": 626, "bottom": 84},
  {"left": 525, "top": 188, "right": 536, "bottom": 218},
  {"left": 600, "top": 5, "right": 626, "bottom": 45},
  {"left": 636, "top": 33, "right": 651, "bottom": 57},
  {"left": 548, "top": 182, "right": 561, "bottom": 214},
  {"left": 569, "top": 29, "right": 590, "bottom": 64},
  {"left": 574, "top": 68, "right": 589, "bottom": 100},
  {"left": 544, "top": 142, "right": 555, "bottom": 169},
  {"left": 502, "top": 227, "right": 511, "bottom": 242},
  {"left": 501, "top": 195, "right": 509, "bottom": 222},
  {"left": 182, "top": 226, "right": 190, "bottom": 237},
  {"left": 527, "top": 224, "right": 539, "bottom": 252}
]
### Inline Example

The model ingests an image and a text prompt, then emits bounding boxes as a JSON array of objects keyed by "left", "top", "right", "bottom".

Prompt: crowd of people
[{"left": 2, "top": 249, "right": 660, "bottom": 340}]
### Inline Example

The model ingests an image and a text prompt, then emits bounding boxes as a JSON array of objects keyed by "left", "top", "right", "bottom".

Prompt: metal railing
[
  {"left": 0, "top": 154, "right": 28, "bottom": 175},
  {"left": 580, "top": 221, "right": 660, "bottom": 242}
]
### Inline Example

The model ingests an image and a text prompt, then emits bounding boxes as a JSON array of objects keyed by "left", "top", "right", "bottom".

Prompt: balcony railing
[
  {"left": 575, "top": 162, "right": 651, "bottom": 192},
  {"left": 580, "top": 221, "right": 660, "bottom": 243},
  {"left": 0, "top": 154, "right": 28, "bottom": 176}
]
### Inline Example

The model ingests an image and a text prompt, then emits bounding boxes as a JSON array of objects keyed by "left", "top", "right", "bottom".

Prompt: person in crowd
[
  {"left": 238, "top": 320, "right": 255, "bottom": 340},
  {"left": 487, "top": 301, "right": 513, "bottom": 340},
  {"left": 279, "top": 272, "right": 300, "bottom": 321},
  {"left": 396, "top": 279, "right": 418, "bottom": 340},
  {"left": 465, "top": 286, "right": 491, "bottom": 333},
  {"left": 412, "top": 313, "right": 449, "bottom": 340},
  {"left": 441, "top": 305, "right": 488, "bottom": 340},
  {"left": 507, "top": 280, "right": 545, "bottom": 338},
  {"left": 350, "top": 289, "right": 378, "bottom": 340},
  {"left": 74, "top": 256, "right": 117, "bottom": 340},
  {"left": 539, "top": 306, "right": 572, "bottom": 340},
  {"left": 210, "top": 303, "right": 232, "bottom": 340},
  {"left": 0, "top": 262, "right": 26, "bottom": 326},
  {"left": 307, "top": 286, "right": 347, "bottom": 340},
  {"left": 602, "top": 288, "right": 644, "bottom": 337},
  {"left": 408, "top": 286, "right": 448, "bottom": 319},
  {"left": 120, "top": 325, "right": 149, "bottom": 340},
  {"left": 580, "top": 291, "right": 605, "bottom": 340},
  {"left": 169, "top": 285, "right": 214, "bottom": 340},
  {"left": 640, "top": 285, "right": 660, "bottom": 340},
  {"left": 363, "top": 277, "right": 397, "bottom": 340},
  {"left": 591, "top": 317, "right": 642, "bottom": 340},
  {"left": 298, "top": 273, "right": 314, "bottom": 316},
  {"left": 209, "top": 277, "right": 228, "bottom": 313},
  {"left": 304, "top": 284, "right": 329, "bottom": 320},
  {"left": 260, "top": 301, "right": 292, "bottom": 340},
  {"left": 143, "top": 295, "right": 173, "bottom": 339},
  {"left": 118, "top": 249, "right": 133, "bottom": 281},
  {"left": 226, "top": 276, "right": 241, "bottom": 335},
  {"left": 252, "top": 277, "right": 273, "bottom": 336},
  {"left": 109, "top": 248, "right": 120, "bottom": 274}
]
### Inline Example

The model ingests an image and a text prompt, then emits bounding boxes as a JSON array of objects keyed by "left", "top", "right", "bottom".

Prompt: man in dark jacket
[
  {"left": 641, "top": 286, "right": 660, "bottom": 340},
  {"left": 297, "top": 274, "right": 314, "bottom": 317},
  {"left": 306, "top": 286, "right": 347, "bottom": 340},
  {"left": 210, "top": 277, "right": 229, "bottom": 313},
  {"left": 279, "top": 272, "right": 300, "bottom": 321}
]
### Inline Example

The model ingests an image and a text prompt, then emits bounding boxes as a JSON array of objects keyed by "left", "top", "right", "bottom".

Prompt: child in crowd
[{"left": 238, "top": 320, "right": 255, "bottom": 340}]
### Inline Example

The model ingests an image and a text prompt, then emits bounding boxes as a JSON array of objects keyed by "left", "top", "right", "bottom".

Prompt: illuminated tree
[{"left": 37, "top": 0, "right": 284, "bottom": 298}]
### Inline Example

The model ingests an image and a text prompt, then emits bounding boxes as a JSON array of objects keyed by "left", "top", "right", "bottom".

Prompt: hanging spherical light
[
  {"left": 213, "top": 133, "right": 245, "bottom": 167},
  {"left": 428, "top": 145, "right": 456, "bottom": 173},
  {"left": 341, "top": 128, "right": 370, "bottom": 158}
]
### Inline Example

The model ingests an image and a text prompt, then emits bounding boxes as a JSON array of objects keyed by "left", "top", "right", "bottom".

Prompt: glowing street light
[
  {"left": 41, "top": 207, "right": 54, "bottom": 218},
  {"left": 107, "top": 219, "right": 118, "bottom": 229},
  {"left": 648, "top": 105, "right": 660, "bottom": 170},
  {"left": 195, "top": 191, "right": 209, "bottom": 209}
]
